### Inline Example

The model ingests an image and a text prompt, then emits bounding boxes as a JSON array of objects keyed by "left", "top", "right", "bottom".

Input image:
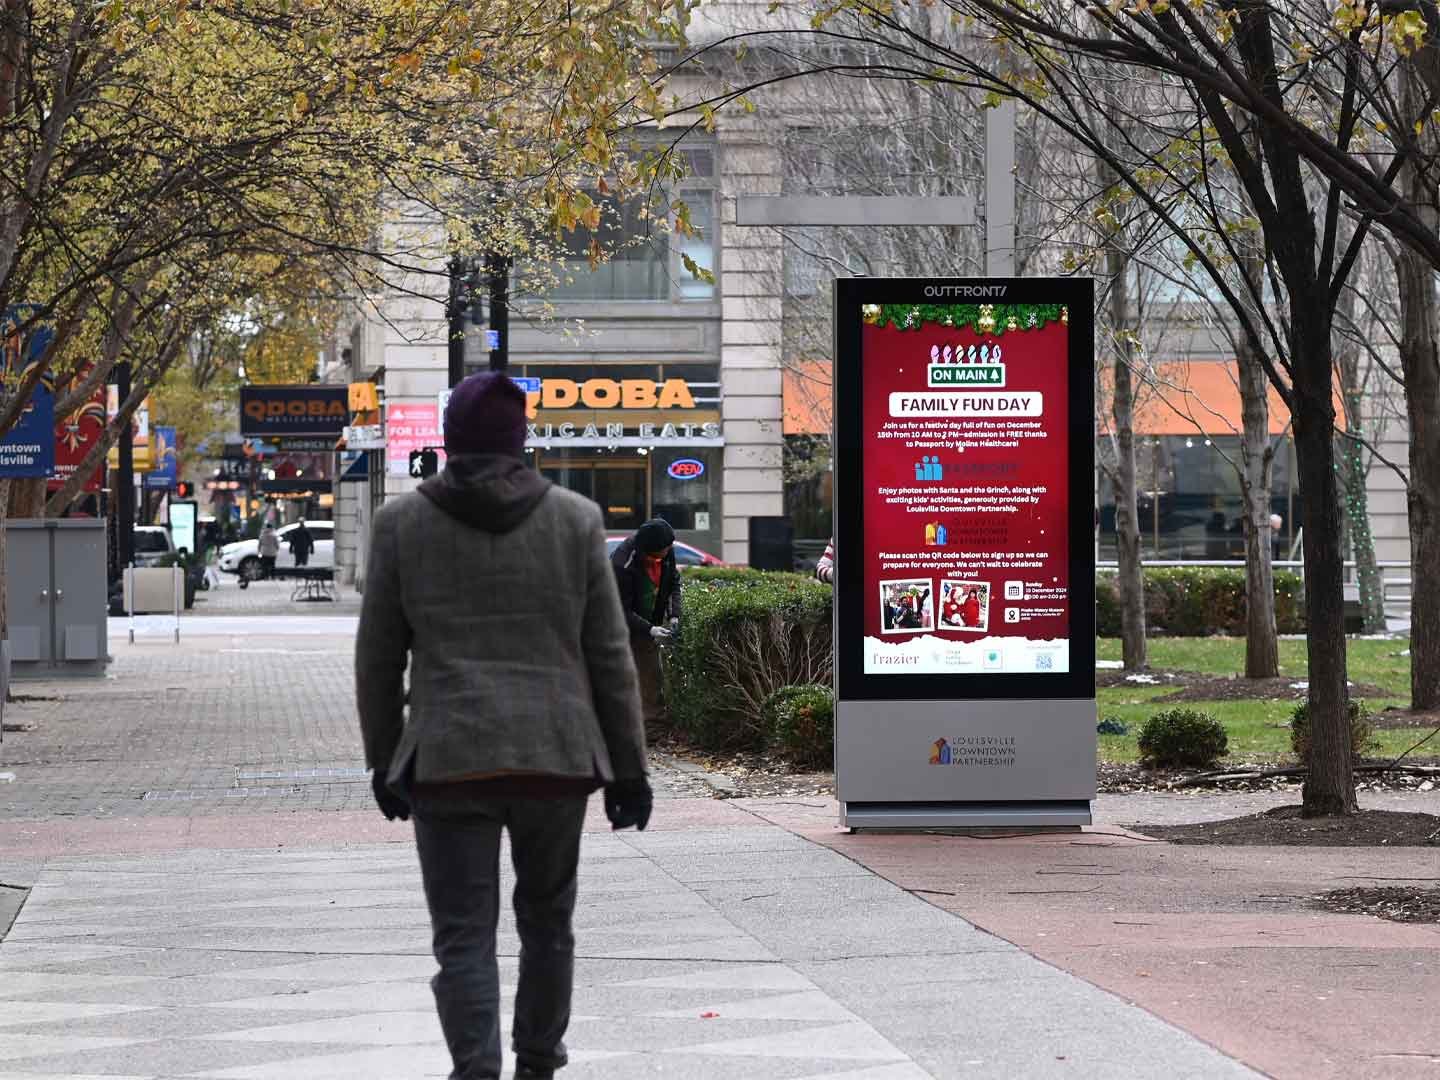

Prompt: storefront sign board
[
  {"left": 832, "top": 277, "right": 1096, "bottom": 829},
  {"left": 240, "top": 385, "right": 348, "bottom": 438}
]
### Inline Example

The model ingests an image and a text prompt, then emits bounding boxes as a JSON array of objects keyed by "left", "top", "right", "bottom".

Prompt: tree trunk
[
  {"left": 6, "top": 477, "right": 45, "bottom": 519},
  {"left": 1334, "top": 286, "right": 1386, "bottom": 635},
  {"left": 1397, "top": 66, "right": 1440, "bottom": 711},
  {"left": 1237, "top": 338, "right": 1279, "bottom": 677},
  {"left": 1396, "top": 241, "right": 1440, "bottom": 710},
  {"left": 0, "top": 477, "right": 9, "bottom": 644},
  {"left": 1108, "top": 254, "right": 1146, "bottom": 670},
  {"left": 1293, "top": 316, "right": 1356, "bottom": 817}
]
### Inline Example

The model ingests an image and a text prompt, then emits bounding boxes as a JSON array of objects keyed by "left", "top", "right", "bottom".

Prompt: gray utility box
[{"left": 6, "top": 519, "right": 109, "bottom": 679}]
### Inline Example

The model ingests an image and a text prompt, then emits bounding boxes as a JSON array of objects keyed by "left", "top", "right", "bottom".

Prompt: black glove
[
  {"left": 372, "top": 771, "right": 410, "bottom": 822},
  {"left": 604, "top": 777, "right": 653, "bottom": 832}
]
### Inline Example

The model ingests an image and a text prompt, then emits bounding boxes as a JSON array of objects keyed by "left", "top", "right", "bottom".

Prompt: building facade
[{"left": 333, "top": 129, "right": 791, "bottom": 587}]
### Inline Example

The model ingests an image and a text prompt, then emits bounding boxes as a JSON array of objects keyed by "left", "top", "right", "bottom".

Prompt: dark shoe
[{"left": 515, "top": 1068, "right": 554, "bottom": 1079}]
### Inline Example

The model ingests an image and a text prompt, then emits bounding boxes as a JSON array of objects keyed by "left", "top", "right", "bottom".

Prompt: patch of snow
[
  {"left": 1124, "top": 674, "right": 1160, "bottom": 684},
  {"left": 1096, "top": 660, "right": 1124, "bottom": 670},
  {"left": 1290, "top": 681, "right": 1310, "bottom": 690}
]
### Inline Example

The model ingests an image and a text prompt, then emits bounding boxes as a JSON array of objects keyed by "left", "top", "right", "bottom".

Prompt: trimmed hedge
[
  {"left": 663, "top": 570, "right": 832, "bottom": 750},
  {"left": 1096, "top": 567, "right": 1305, "bottom": 637},
  {"left": 763, "top": 685, "right": 835, "bottom": 769}
]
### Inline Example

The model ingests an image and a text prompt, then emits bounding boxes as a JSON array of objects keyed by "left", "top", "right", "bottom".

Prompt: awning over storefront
[
  {"left": 784, "top": 360, "right": 832, "bottom": 436},
  {"left": 1104, "top": 360, "right": 1345, "bottom": 436}
]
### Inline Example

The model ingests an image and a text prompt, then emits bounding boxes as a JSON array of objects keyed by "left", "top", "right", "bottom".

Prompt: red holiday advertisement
[{"left": 861, "top": 302, "right": 1072, "bottom": 676}]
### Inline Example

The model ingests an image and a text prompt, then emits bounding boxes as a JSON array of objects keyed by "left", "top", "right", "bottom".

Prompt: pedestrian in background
[
  {"left": 356, "top": 371, "right": 651, "bottom": 1080},
  {"left": 289, "top": 521, "right": 315, "bottom": 567},
  {"left": 258, "top": 524, "right": 279, "bottom": 579},
  {"left": 815, "top": 536, "right": 834, "bottom": 585},
  {"left": 611, "top": 518, "right": 681, "bottom": 726}
]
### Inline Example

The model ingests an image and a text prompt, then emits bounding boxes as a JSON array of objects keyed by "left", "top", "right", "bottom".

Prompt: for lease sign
[{"left": 386, "top": 403, "right": 443, "bottom": 477}]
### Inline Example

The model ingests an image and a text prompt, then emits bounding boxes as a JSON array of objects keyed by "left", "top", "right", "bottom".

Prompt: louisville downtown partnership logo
[{"left": 929, "top": 735, "right": 1018, "bottom": 767}]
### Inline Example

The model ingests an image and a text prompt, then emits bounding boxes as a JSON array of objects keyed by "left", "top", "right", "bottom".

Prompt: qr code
[{"left": 1035, "top": 654, "right": 1054, "bottom": 671}]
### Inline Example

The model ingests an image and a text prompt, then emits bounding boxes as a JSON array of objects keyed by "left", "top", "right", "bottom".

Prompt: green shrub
[
  {"left": 1137, "top": 708, "right": 1229, "bottom": 768},
  {"left": 1096, "top": 567, "right": 1305, "bottom": 637},
  {"left": 1096, "top": 716, "right": 1129, "bottom": 736},
  {"left": 1095, "top": 575, "right": 1121, "bottom": 637},
  {"left": 663, "top": 570, "right": 832, "bottom": 749},
  {"left": 763, "top": 684, "right": 834, "bottom": 769},
  {"left": 1289, "top": 699, "right": 1378, "bottom": 762}
]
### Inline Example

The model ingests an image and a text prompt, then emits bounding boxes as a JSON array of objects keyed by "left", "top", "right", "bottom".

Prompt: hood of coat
[
  {"left": 612, "top": 534, "right": 678, "bottom": 582},
  {"left": 418, "top": 453, "right": 552, "bottom": 533}
]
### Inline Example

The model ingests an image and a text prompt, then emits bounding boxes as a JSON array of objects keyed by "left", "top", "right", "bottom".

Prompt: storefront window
[
  {"left": 784, "top": 434, "right": 833, "bottom": 541},
  {"left": 675, "top": 193, "right": 715, "bottom": 300},
  {"left": 650, "top": 447, "right": 718, "bottom": 532},
  {"left": 537, "top": 453, "right": 648, "bottom": 533},
  {"left": 1096, "top": 435, "right": 1298, "bottom": 560},
  {"left": 544, "top": 193, "right": 670, "bottom": 301}
]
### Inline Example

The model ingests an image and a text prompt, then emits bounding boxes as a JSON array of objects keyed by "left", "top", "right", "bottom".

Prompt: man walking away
[
  {"left": 355, "top": 372, "right": 652, "bottom": 1080},
  {"left": 258, "top": 524, "right": 279, "bottom": 579},
  {"left": 288, "top": 521, "right": 315, "bottom": 568},
  {"left": 611, "top": 519, "right": 681, "bottom": 726}
]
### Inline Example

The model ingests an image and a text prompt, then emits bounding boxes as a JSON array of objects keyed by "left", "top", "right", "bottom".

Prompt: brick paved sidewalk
[
  {"left": 188, "top": 575, "right": 361, "bottom": 617},
  {"left": 0, "top": 805, "right": 1256, "bottom": 1080},
  {"left": 0, "top": 624, "right": 711, "bottom": 824}
]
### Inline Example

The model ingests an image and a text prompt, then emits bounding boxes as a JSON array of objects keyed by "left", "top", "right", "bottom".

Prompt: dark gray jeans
[{"left": 412, "top": 791, "right": 589, "bottom": 1080}]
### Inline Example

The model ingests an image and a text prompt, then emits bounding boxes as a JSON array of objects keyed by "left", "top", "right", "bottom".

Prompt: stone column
[{"left": 718, "top": 132, "right": 786, "bottom": 565}]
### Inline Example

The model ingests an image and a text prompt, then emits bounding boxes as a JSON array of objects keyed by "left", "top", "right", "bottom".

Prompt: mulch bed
[
  {"left": 1098, "top": 759, "right": 1440, "bottom": 794},
  {"left": 1313, "top": 886, "right": 1440, "bottom": 923},
  {"left": 652, "top": 731, "right": 833, "bottom": 799},
  {"left": 1138, "top": 805, "right": 1440, "bottom": 846},
  {"left": 1098, "top": 668, "right": 1391, "bottom": 703}
]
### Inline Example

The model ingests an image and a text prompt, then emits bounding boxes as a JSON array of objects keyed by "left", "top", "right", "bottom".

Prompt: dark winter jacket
[
  {"left": 288, "top": 526, "right": 315, "bottom": 560},
  {"left": 355, "top": 452, "right": 647, "bottom": 790},
  {"left": 611, "top": 535, "right": 681, "bottom": 637}
]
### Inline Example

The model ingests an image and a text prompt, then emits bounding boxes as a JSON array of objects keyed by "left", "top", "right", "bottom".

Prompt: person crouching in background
[{"left": 611, "top": 519, "right": 681, "bottom": 726}]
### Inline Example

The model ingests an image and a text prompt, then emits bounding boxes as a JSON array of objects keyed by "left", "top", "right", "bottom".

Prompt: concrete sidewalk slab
[
  {"left": 740, "top": 795, "right": 1440, "bottom": 1080},
  {"left": 0, "top": 810, "right": 1256, "bottom": 1080}
]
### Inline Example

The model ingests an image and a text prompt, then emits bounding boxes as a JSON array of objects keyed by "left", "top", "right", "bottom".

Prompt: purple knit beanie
[{"left": 444, "top": 372, "right": 527, "bottom": 457}]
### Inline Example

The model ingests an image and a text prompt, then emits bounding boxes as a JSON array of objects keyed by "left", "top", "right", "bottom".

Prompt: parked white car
[{"left": 218, "top": 521, "right": 335, "bottom": 580}]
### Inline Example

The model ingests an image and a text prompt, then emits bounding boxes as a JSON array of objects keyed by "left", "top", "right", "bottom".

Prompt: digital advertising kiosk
[{"left": 833, "top": 277, "right": 1097, "bottom": 829}]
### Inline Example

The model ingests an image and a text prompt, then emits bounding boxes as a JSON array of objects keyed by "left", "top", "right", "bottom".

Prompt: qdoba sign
[{"left": 240, "top": 385, "right": 349, "bottom": 438}]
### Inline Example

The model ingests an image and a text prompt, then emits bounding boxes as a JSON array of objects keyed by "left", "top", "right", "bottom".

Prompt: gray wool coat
[{"left": 355, "top": 457, "right": 647, "bottom": 790}]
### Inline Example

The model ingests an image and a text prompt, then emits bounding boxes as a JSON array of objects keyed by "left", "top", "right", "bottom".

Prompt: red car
[{"left": 606, "top": 536, "right": 726, "bottom": 567}]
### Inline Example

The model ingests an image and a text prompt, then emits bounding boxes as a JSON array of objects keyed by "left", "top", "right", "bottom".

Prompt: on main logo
[
  {"left": 927, "top": 342, "right": 1005, "bottom": 388},
  {"left": 929, "top": 738, "right": 953, "bottom": 765}
]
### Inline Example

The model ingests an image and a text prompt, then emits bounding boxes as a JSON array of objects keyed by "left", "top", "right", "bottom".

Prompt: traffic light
[{"left": 175, "top": 481, "right": 193, "bottom": 498}]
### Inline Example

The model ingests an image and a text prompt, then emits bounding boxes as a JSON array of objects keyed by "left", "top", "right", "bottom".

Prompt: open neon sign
[{"left": 667, "top": 458, "right": 705, "bottom": 480}]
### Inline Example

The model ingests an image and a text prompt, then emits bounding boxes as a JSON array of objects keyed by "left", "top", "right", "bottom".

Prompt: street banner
[
  {"left": 0, "top": 306, "right": 55, "bottom": 478},
  {"left": 52, "top": 369, "right": 106, "bottom": 493},
  {"left": 144, "top": 426, "right": 178, "bottom": 489},
  {"left": 832, "top": 278, "right": 1096, "bottom": 829}
]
